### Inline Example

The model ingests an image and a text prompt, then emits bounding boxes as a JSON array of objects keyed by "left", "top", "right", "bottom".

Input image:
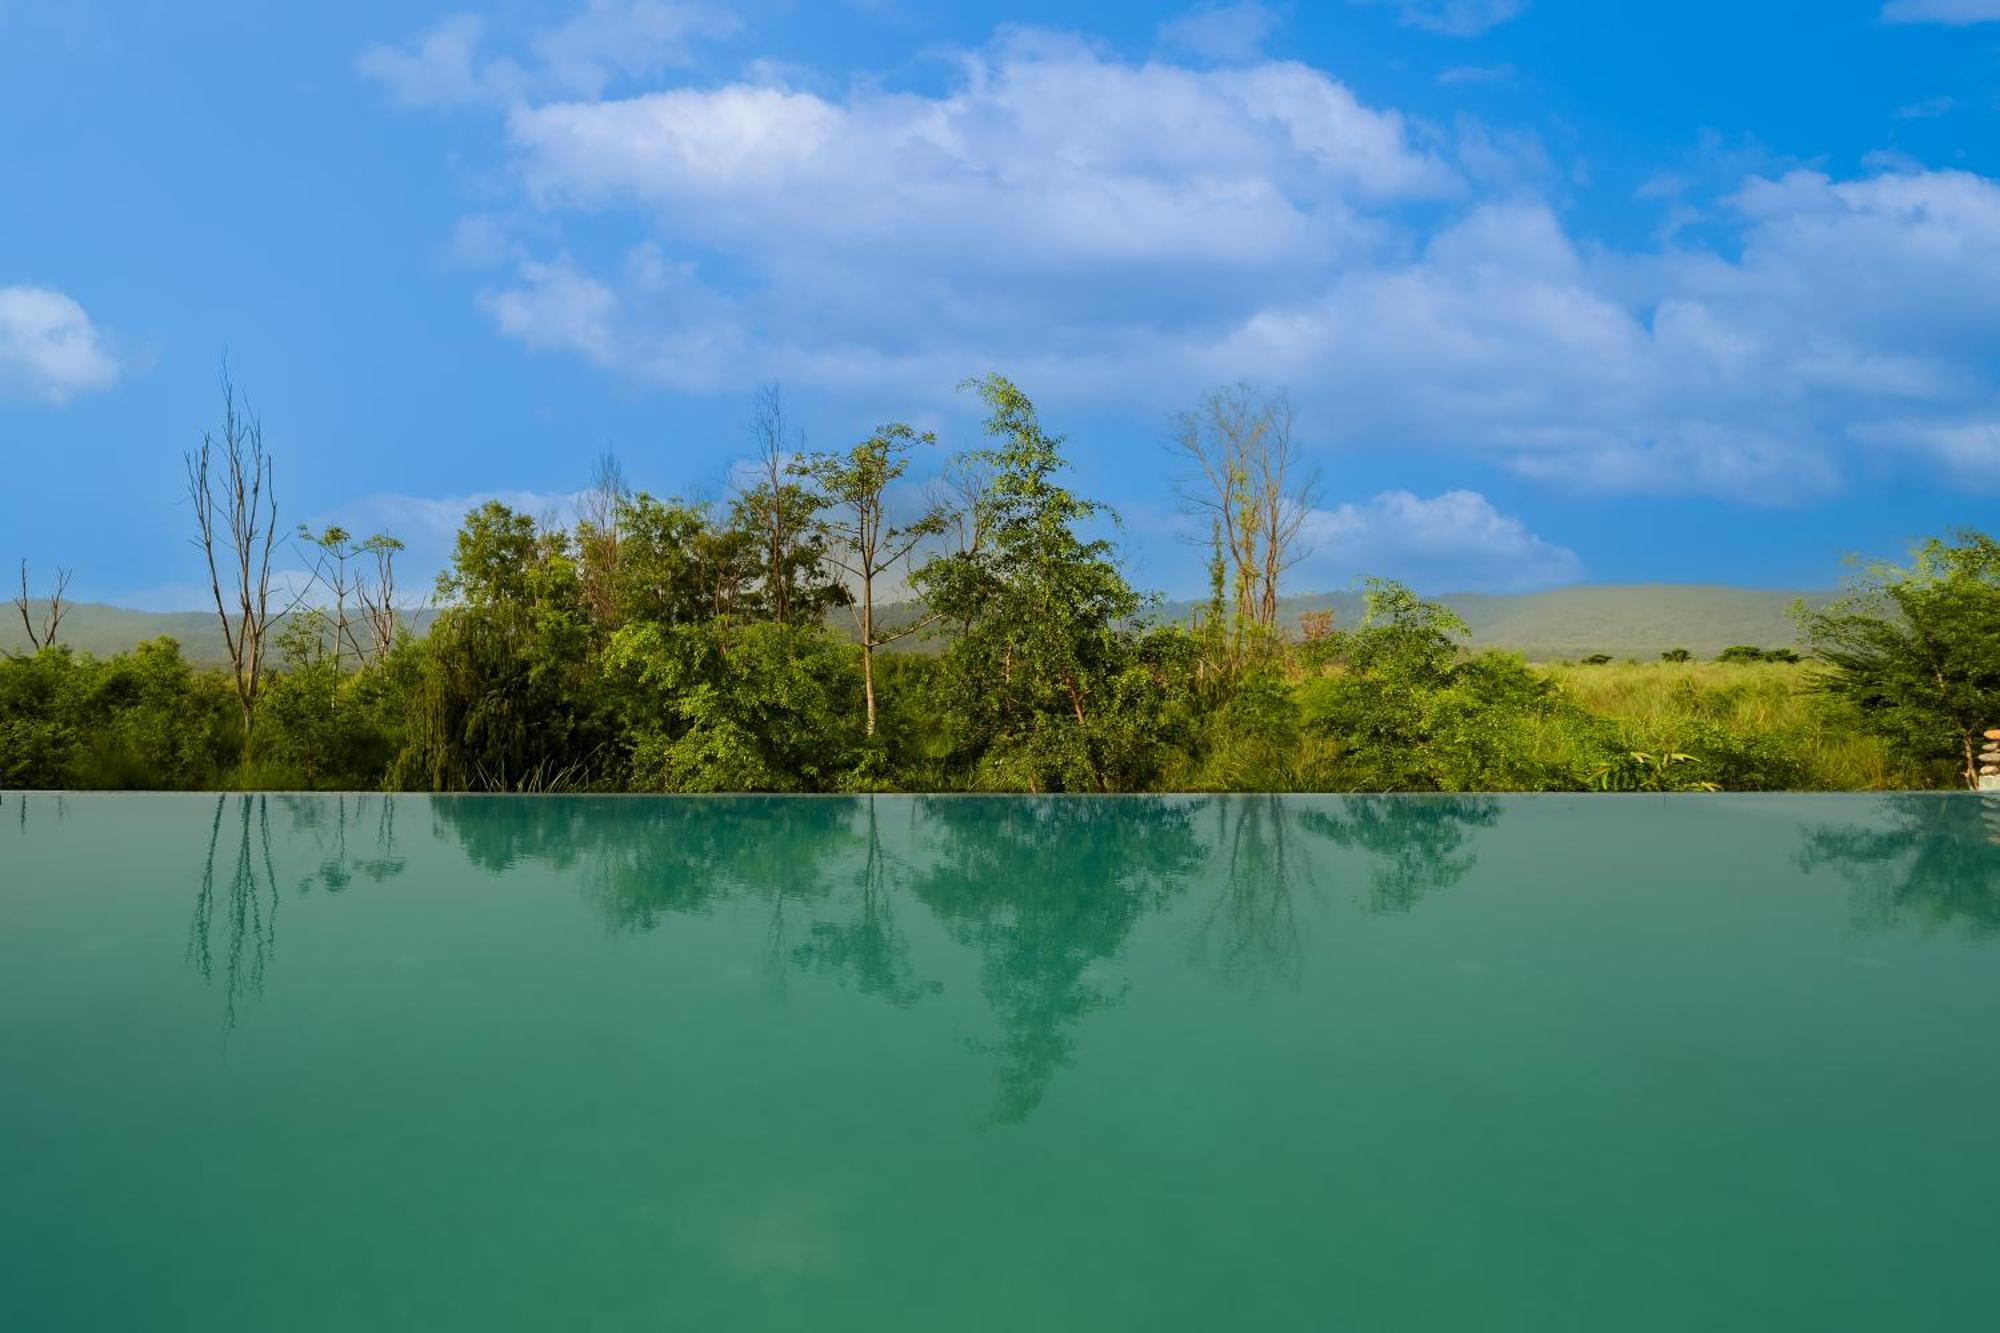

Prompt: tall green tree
[
  {"left": 402, "top": 502, "right": 609, "bottom": 791},
  {"left": 605, "top": 619, "right": 861, "bottom": 792},
  {"left": 1799, "top": 529, "right": 2000, "bottom": 788},
  {"left": 802, "top": 423, "right": 949, "bottom": 737},
  {"left": 913, "top": 375, "right": 1146, "bottom": 791}
]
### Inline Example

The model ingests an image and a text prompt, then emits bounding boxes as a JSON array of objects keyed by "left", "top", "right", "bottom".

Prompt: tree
[
  {"left": 354, "top": 533, "right": 405, "bottom": 665},
  {"left": 575, "top": 451, "right": 630, "bottom": 630},
  {"left": 605, "top": 620, "right": 862, "bottom": 791},
  {"left": 403, "top": 502, "right": 608, "bottom": 791},
  {"left": 1799, "top": 530, "right": 2000, "bottom": 788},
  {"left": 296, "top": 525, "right": 400, "bottom": 669},
  {"left": 13, "top": 560, "right": 71, "bottom": 650},
  {"left": 185, "top": 371, "right": 280, "bottom": 749},
  {"left": 735, "top": 384, "right": 843, "bottom": 625},
  {"left": 1170, "top": 383, "right": 1317, "bottom": 658},
  {"left": 802, "top": 423, "right": 950, "bottom": 736},
  {"left": 1660, "top": 647, "right": 1693, "bottom": 663},
  {"left": 1717, "top": 645, "right": 1800, "bottom": 664},
  {"left": 913, "top": 375, "right": 1147, "bottom": 791},
  {"left": 596, "top": 493, "right": 762, "bottom": 629},
  {"left": 1294, "top": 581, "right": 1590, "bottom": 792}
]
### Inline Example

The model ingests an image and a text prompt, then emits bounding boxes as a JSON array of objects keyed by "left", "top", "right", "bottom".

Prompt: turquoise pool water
[{"left": 3, "top": 792, "right": 1997, "bottom": 1331}]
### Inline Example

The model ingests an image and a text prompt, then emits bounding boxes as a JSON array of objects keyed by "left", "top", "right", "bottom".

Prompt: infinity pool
[{"left": 3, "top": 792, "right": 1997, "bottom": 1331}]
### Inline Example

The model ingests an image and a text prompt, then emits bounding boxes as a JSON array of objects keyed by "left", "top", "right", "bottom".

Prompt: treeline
[{"left": 5, "top": 375, "right": 1998, "bottom": 793}]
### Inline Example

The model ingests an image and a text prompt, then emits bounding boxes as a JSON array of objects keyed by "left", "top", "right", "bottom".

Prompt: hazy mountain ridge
[{"left": 9, "top": 585, "right": 1825, "bottom": 665}]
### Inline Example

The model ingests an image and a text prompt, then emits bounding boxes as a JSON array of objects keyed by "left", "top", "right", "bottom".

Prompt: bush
[{"left": 0, "top": 639, "right": 238, "bottom": 789}]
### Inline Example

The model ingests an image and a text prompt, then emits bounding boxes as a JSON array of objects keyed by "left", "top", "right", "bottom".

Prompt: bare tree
[
  {"left": 13, "top": 560, "right": 73, "bottom": 650},
  {"left": 1171, "top": 383, "right": 1318, "bottom": 653},
  {"left": 1246, "top": 391, "right": 1314, "bottom": 630},
  {"left": 186, "top": 372, "right": 279, "bottom": 745},
  {"left": 354, "top": 534, "right": 405, "bottom": 664},
  {"left": 801, "top": 425, "right": 950, "bottom": 736},
  {"left": 744, "top": 383, "right": 813, "bottom": 624}
]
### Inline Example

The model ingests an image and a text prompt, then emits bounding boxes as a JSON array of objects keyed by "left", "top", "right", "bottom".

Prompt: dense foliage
[{"left": 4, "top": 379, "right": 1992, "bottom": 793}]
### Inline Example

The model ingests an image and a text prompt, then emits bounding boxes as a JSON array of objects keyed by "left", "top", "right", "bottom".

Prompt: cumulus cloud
[
  {"left": 1297, "top": 490, "right": 1581, "bottom": 592},
  {"left": 485, "top": 31, "right": 1456, "bottom": 388},
  {"left": 1350, "top": 0, "right": 1526, "bottom": 37},
  {"left": 0, "top": 284, "right": 120, "bottom": 403},
  {"left": 1881, "top": 0, "right": 2000, "bottom": 24},
  {"left": 366, "top": 15, "right": 2000, "bottom": 504},
  {"left": 357, "top": 2, "right": 735, "bottom": 107}
]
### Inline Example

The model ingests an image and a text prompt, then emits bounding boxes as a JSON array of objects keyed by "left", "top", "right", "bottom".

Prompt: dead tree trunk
[
  {"left": 13, "top": 561, "right": 72, "bottom": 650},
  {"left": 186, "top": 373, "right": 278, "bottom": 753}
]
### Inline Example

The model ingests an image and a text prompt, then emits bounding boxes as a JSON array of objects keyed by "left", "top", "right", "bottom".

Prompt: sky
[{"left": 2, "top": 0, "right": 1997, "bottom": 608}]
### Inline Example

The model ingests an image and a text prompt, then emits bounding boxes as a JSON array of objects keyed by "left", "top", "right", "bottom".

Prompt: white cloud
[
  {"left": 356, "top": 14, "right": 509, "bottom": 107},
  {"left": 0, "top": 284, "right": 120, "bottom": 403},
  {"left": 1298, "top": 490, "right": 1581, "bottom": 592},
  {"left": 1350, "top": 0, "right": 1526, "bottom": 37},
  {"left": 487, "top": 33, "right": 1455, "bottom": 389},
  {"left": 508, "top": 36, "right": 1457, "bottom": 234},
  {"left": 367, "top": 17, "right": 2000, "bottom": 504},
  {"left": 477, "top": 247, "right": 745, "bottom": 390},
  {"left": 1157, "top": 2, "right": 1282, "bottom": 62},
  {"left": 529, "top": 0, "right": 739, "bottom": 97},
  {"left": 1881, "top": 0, "right": 2000, "bottom": 24},
  {"left": 1854, "top": 419, "right": 2000, "bottom": 490},
  {"left": 357, "top": 2, "right": 734, "bottom": 108}
]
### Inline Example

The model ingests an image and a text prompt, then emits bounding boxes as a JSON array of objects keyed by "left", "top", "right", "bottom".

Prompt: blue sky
[{"left": 2, "top": 0, "right": 1997, "bottom": 607}]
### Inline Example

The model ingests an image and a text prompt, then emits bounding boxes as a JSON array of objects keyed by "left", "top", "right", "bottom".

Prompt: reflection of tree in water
[
  {"left": 431, "top": 796, "right": 925, "bottom": 1003},
  {"left": 789, "top": 798, "right": 939, "bottom": 1008},
  {"left": 1192, "top": 795, "right": 1308, "bottom": 992},
  {"left": 903, "top": 797, "right": 1205, "bottom": 1124},
  {"left": 422, "top": 793, "right": 1492, "bottom": 1124},
  {"left": 6, "top": 790, "right": 69, "bottom": 833},
  {"left": 1799, "top": 795, "right": 2000, "bottom": 938},
  {"left": 1298, "top": 796, "right": 1501, "bottom": 915},
  {"left": 187, "top": 793, "right": 411, "bottom": 1030},
  {"left": 187, "top": 794, "right": 281, "bottom": 1031},
  {"left": 430, "top": 795, "right": 859, "bottom": 935},
  {"left": 429, "top": 795, "right": 600, "bottom": 877},
  {"left": 7, "top": 788, "right": 69, "bottom": 832},
  {"left": 279, "top": 793, "right": 406, "bottom": 894}
]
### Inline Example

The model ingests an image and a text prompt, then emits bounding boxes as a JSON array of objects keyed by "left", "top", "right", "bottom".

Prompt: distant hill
[
  {"left": 3, "top": 602, "right": 437, "bottom": 667},
  {"left": 1232, "top": 584, "right": 1830, "bottom": 661},
  {"left": 9, "top": 585, "right": 1826, "bottom": 664}
]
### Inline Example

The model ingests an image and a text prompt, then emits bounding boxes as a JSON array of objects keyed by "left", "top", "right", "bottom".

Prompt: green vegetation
[{"left": 5, "top": 376, "right": 1994, "bottom": 794}]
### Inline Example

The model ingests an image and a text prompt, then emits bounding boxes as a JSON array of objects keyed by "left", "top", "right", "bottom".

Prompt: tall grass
[{"left": 1545, "top": 660, "right": 1939, "bottom": 790}]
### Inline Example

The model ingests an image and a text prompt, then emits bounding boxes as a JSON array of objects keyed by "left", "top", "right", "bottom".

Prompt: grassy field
[{"left": 1546, "top": 659, "right": 1926, "bottom": 791}]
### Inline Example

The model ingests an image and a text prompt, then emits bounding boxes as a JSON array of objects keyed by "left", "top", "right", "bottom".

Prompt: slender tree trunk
[{"left": 861, "top": 575, "right": 877, "bottom": 737}]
